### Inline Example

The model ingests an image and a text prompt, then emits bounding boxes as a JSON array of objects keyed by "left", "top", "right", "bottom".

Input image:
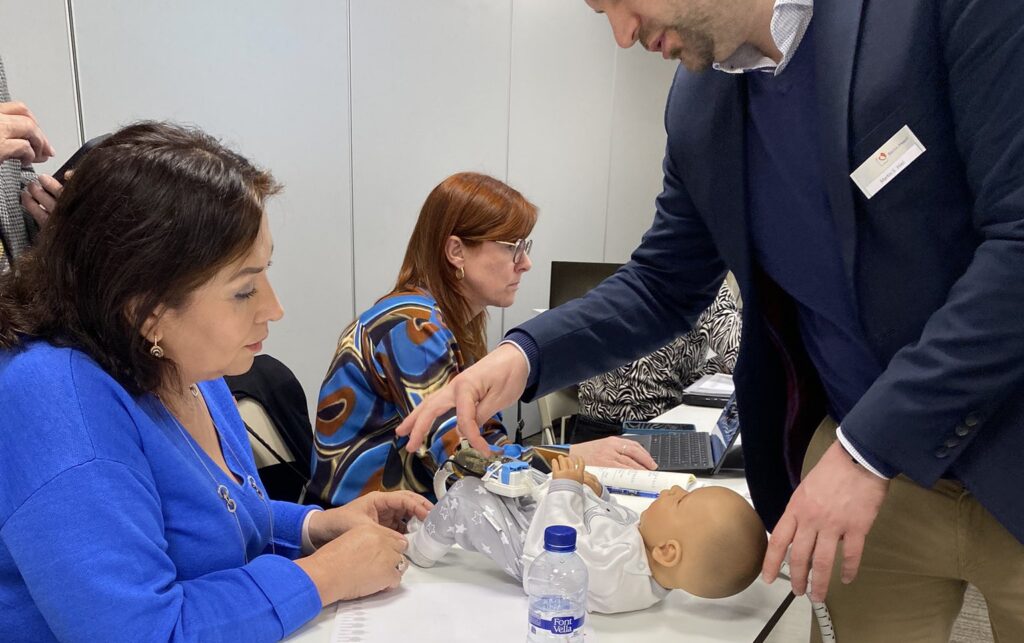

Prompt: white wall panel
[
  {"left": 604, "top": 48, "right": 677, "bottom": 262},
  {"left": 2, "top": 0, "right": 682, "bottom": 436},
  {"left": 349, "top": 0, "right": 512, "bottom": 320},
  {"left": 70, "top": 0, "right": 353, "bottom": 411},
  {"left": 505, "top": 0, "right": 617, "bottom": 332},
  {"left": 0, "top": 0, "right": 80, "bottom": 175}
]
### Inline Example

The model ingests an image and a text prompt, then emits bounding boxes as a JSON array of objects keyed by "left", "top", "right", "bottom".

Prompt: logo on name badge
[{"left": 850, "top": 125, "right": 926, "bottom": 199}]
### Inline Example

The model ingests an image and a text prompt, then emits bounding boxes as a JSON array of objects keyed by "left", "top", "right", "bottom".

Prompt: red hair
[{"left": 395, "top": 172, "right": 537, "bottom": 362}]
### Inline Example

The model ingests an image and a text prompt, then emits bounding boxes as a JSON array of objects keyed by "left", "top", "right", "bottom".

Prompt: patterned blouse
[
  {"left": 307, "top": 289, "right": 509, "bottom": 506},
  {"left": 578, "top": 282, "right": 741, "bottom": 422}
]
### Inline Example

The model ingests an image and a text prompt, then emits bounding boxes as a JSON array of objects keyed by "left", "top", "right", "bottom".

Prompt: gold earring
[
  {"left": 149, "top": 338, "right": 164, "bottom": 358},
  {"left": 455, "top": 266, "right": 465, "bottom": 281}
]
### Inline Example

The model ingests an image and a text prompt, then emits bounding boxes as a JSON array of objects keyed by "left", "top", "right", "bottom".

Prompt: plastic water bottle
[{"left": 526, "top": 525, "right": 588, "bottom": 642}]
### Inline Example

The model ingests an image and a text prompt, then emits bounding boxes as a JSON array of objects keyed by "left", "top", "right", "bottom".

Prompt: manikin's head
[{"left": 638, "top": 485, "right": 767, "bottom": 598}]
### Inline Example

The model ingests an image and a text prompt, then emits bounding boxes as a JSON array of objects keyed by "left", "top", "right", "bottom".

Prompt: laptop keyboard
[{"left": 648, "top": 432, "right": 710, "bottom": 469}]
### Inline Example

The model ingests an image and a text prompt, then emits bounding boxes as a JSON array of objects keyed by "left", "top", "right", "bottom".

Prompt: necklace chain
[{"left": 163, "top": 383, "right": 275, "bottom": 564}]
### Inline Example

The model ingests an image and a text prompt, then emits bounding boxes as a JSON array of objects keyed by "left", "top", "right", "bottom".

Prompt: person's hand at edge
[
  {"left": 761, "top": 441, "right": 889, "bottom": 602},
  {"left": 0, "top": 102, "right": 55, "bottom": 165},
  {"left": 396, "top": 342, "right": 529, "bottom": 453},
  {"left": 570, "top": 435, "right": 657, "bottom": 470},
  {"left": 21, "top": 174, "right": 62, "bottom": 227}
]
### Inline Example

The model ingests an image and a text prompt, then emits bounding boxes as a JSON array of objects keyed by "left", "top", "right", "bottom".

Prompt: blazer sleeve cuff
[
  {"left": 835, "top": 426, "right": 897, "bottom": 479},
  {"left": 501, "top": 330, "right": 540, "bottom": 394}
]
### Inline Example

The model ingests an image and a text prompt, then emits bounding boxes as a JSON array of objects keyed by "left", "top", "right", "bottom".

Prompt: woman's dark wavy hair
[{"left": 0, "top": 121, "right": 280, "bottom": 394}]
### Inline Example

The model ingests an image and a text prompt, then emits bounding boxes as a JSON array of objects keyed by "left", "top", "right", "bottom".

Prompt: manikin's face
[
  {"left": 639, "top": 484, "right": 692, "bottom": 541},
  {"left": 457, "top": 239, "right": 533, "bottom": 313},
  {"left": 583, "top": 0, "right": 752, "bottom": 71},
  {"left": 150, "top": 215, "right": 283, "bottom": 386}
]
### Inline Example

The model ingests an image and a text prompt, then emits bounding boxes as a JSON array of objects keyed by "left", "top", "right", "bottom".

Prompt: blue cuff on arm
[{"left": 502, "top": 330, "right": 540, "bottom": 392}]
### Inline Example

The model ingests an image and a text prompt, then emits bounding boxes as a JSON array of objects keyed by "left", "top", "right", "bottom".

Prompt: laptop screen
[
  {"left": 709, "top": 394, "right": 740, "bottom": 465},
  {"left": 549, "top": 261, "right": 622, "bottom": 309}
]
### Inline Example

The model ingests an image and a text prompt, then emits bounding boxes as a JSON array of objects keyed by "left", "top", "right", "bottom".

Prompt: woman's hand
[
  {"left": 569, "top": 436, "right": 657, "bottom": 470},
  {"left": 308, "top": 491, "right": 433, "bottom": 548},
  {"left": 295, "top": 523, "right": 409, "bottom": 605},
  {"left": 21, "top": 174, "right": 62, "bottom": 227}
]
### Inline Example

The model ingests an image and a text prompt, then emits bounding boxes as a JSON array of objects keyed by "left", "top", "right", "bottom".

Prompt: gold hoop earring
[
  {"left": 150, "top": 339, "right": 165, "bottom": 359},
  {"left": 455, "top": 266, "right": 465, "bottom": 281}
]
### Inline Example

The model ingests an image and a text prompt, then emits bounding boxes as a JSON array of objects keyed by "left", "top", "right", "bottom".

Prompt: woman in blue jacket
[{"left": 0, "top": 122, "right": 430, "bottom": 642}]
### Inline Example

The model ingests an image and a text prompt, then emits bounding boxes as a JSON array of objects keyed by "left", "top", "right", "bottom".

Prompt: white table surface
[{"left": 286, "top": 404, "right": 806, "bottom": 643}]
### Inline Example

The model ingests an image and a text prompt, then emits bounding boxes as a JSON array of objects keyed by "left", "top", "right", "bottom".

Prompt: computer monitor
[{"left": 548, "top": 261, "right": 623, "bottom": 309}]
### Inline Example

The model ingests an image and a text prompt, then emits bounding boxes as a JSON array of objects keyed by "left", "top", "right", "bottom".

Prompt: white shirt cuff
[
  {"left": 835, "top": 426, "right": 890, "bottom": 480},
  {"left": 498, "top": 339, "right": 531, "bottom": 380},
  {"left": 301, "top": 509, "right": 322, "bottom": 554}
]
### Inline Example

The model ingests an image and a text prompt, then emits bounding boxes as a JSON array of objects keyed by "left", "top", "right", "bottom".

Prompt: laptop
[
  {"left": 549, "top": 261, "right": 622, "bottom": 308},
  {"left": 681, "top": 373, "right": 734, "bottom": 409},
  {"left": 622, "top": 397, "right": 740, "bottom": 474}
]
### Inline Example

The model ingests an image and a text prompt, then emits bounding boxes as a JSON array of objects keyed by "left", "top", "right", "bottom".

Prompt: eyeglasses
[{"left": 494, "top": 238, "right": 533, "bottom": 263}]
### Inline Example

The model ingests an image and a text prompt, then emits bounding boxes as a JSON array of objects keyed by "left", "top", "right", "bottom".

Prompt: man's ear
[
  {"left": 651, "top": 539, "right": 683, "bottom": 568},
  {"left": 445, "top": 235, "right": 465, "bottom": 268}
]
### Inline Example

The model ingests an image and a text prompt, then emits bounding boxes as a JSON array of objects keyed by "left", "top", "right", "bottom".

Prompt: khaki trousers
[{"left": 804, "top": 419, "right": 1024, "bottom": 642}]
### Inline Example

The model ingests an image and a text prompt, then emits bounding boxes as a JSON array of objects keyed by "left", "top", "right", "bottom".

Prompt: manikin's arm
[{"left": 526, "top": 457, "right": 668, "bottom": 613}]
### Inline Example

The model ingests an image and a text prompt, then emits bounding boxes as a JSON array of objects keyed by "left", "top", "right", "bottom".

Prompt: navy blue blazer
[{"left": 518, "top": 0, "right": 1024, "bottom": 542}]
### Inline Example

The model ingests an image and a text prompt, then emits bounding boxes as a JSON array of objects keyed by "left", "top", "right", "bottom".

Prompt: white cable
[{"left": 779, "top": 560, "right": 837, "bottom": 643}]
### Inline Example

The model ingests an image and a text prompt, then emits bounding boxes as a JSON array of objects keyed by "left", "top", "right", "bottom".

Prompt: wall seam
[
  {"left": 347, "top": 0, "right": 358, "bottom": 318},
  {"left": 601, "top": 47, "right": 619, "bottom": 262},
  {"left": 65, "top": 0, "right": 85, "bottom": 144}
]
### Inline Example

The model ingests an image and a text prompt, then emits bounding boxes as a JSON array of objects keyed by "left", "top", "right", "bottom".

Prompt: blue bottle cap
[
  {"left": 502, "top": 444, "right": 524, "bottom": 458},
  {"left": 543, "top": 525, "right": 577, "bottom": 552}
]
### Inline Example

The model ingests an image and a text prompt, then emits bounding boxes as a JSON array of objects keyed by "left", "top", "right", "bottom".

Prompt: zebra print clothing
[{"left": 578, "top": 282, "right": 741, "bottom": 423}]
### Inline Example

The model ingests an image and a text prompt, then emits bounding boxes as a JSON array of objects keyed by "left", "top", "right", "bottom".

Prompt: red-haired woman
[{"left": 308, "top": 173, "right": 654, "bottom": 507}]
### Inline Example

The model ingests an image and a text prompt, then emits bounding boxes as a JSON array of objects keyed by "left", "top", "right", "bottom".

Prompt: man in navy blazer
[{"left": 401, "top": 0, "right": 1024, "bottom": 638}]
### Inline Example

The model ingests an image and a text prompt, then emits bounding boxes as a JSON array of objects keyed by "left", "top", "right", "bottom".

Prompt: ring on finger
[{"left": 396, "top": 556, "right": 408, "bottom": 573}]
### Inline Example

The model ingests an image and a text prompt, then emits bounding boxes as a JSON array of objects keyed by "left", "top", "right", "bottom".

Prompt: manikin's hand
[
  {"left": 21, "top": 174, "right": 62, "bottom": 227},
  {"left": 295, "top": 523, "right": 408, "bottom": 605},
  {"left": 0, "top": 102, "right": 55, "bottom": 165},
  {"left": 582, "top": 471, "right": 604, "bottom": 496},
  {"left": 397, "top": 342, "right": 528, "bottom": 453},
  {"left": 761, "top": 441, "right": 889, "bottom": 602},
  {"left": 551, "top": 455, "right": 586, "bottom": 484},
  {"left": 307, "top": 491, "right": 433, "bottom": 548},
  {"left": 569, "top": 436, "right": 657, "bottom": 470}
]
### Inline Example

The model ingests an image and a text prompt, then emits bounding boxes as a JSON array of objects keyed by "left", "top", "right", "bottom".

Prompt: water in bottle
[{"left": 526, "top": 525, "right": 588, "bottom": 642}]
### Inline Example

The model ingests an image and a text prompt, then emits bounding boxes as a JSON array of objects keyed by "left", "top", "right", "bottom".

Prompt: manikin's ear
[
  {"left": 445, "top": 235, "right": 465, "bottom": 269},
  {"left": 650, "top": 539, "right": 683, "bottom": 569}
]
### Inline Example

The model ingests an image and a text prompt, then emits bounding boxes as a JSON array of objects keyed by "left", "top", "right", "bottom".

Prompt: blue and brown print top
[{"left": 307, "top": 289, "right": 508, "bottom": 506}]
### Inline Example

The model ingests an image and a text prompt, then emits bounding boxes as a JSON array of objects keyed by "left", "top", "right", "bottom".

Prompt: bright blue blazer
[{"left": 518, "top": 0, "right": 1024, "bottom": 542}]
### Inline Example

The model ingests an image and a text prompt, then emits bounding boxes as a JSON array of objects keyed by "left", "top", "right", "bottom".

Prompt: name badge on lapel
[{"left": 850, "top": 125, "right": 926, "bottom": 199}]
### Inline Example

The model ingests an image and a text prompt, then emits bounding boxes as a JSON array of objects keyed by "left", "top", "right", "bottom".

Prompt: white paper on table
[{"left": 332, "top": 581, "right": 598, "bottom": 642}]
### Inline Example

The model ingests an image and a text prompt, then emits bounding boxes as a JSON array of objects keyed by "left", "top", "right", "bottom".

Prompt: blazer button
[
  {"left": 955, "top": 424, "right": 970, "bottom": 437},
  {"left": 944, "top": 437, "right": 960, "bottom": 449},
  {"left": 965, "top": 413, "right": 981, "bottom": 428},
  {"left": 935, "top": 447, "right": 950, "bottom": 459}
]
